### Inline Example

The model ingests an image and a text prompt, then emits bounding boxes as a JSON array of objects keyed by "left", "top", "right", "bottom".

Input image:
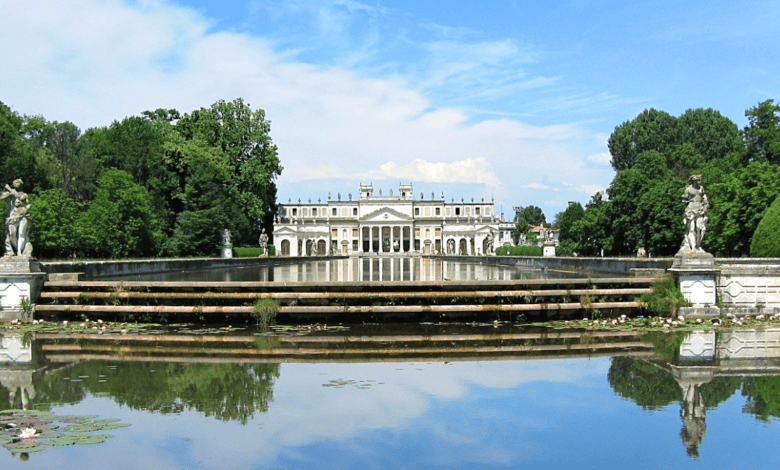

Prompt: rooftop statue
[
  {"left": 0, "top": 179, "right": 32, "bottom": 257},
  {"left": 680, "top": 174, "right": 709, "bottom": 253}
]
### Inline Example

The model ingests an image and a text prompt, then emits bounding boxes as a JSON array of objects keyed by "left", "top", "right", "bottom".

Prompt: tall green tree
[
  {"left": 77, "top": 169, "right": 155, "bottom": 258},
  {"left": 554, "top": 202, "right": 584, "bottom": 256},
  {"left": 28, "top": 188, "right": 78, "bottom": 258},
  {"left": 175, "top": 98, "right": 282, "bottom": 247},
  {"left": 743, "top": 99, "right": 780, "bottom": 164}
]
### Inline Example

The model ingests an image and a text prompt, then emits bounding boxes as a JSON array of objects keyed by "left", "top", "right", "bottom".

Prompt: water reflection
[
  {"left": 4, "top": 327, "right": 780, "bottom": 467},
  {"left": 101, "top": 257, "right": 587, "bottom": 282}
]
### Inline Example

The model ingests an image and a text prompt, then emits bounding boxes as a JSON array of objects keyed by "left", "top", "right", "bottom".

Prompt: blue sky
[{"left": 1, "top": 0, "right": 778, "bottom": 220}]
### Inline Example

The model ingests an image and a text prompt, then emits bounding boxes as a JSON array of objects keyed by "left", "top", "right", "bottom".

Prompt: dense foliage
[
  {"left": 496, "top": 245, "right": 543, "bottom": 256},
  {"left": 0, "top": 98, "right": 282, "bottom": 258},
  {"left": 750, "top": 195, "right": 780, "bottom": 257},
  {"left": 557, "top": 100, "right": 780, "bottom": 257}
]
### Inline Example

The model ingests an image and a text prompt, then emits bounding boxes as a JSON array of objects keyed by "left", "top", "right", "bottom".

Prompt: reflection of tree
[
  {"left": 699, "top": 376, "right": 741, "bottom": 409},
  {"left": 0, "top": 383, "right": 10, "bottom": 410},
  {"left": 608, "top": 357, "right": 682, "bottom": 409},
  {"left": 35, "top": 361, "right": 279, "bottom": 425},
  {"left": 742, "top": 376, "right": 780, "bottom": 422}
]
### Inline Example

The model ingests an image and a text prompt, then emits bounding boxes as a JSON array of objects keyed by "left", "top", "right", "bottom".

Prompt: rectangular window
[
  {"left": 455, "top": 208, "right": 460, "bottom": 216},
  {"left": 475, "top": 207, "right": 480, "bottom": 215},
  {"left": 332, "top": 208, "right": 337, "bottom": 216},
  {"left": 353, "top": 208, "right": 358, "bottom": 216},
  {"left": 435, "top": 208, "right": 441, "bottom": 216},
  {"left": 415, "top": 208, "right": 420, "bottom": 216},
  {"left": 312, "top": 208, "right": 317, "bottom": 216},
  {"left": 292, "top": 208, "right": 298, "bottom": 216}
]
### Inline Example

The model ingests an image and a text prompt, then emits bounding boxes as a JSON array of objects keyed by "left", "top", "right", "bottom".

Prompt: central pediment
[{"left": 361, "top": 207, "right": 413, "bottom": 223}]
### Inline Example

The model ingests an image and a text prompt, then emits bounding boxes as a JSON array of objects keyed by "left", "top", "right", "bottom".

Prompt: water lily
[{"left": 20, "top": 426, "right": 39, "bottom": 439}]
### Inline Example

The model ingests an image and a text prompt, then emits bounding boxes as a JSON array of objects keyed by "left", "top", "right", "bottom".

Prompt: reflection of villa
[{"left": 273, "top": 183, "right": 515, "bottom": 256}]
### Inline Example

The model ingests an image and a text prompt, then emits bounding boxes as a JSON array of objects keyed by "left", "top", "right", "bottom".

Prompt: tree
[
  {"left": 77, "top": 169, "right": 155, "bottom": 258},
  {"left": 706, "top": 162, "right": 780, "bottom": 256},
  {"left": 554, "top": 202, "right": 584, "bottom": 256},
  {"left": 608, "top": 108, "right": 680, "bottom": 171},
  {"left": 750, "top": 195, "right": 780, "bottom": 257},
  {"left": 570, "top": 192, "right": 612, "bottom": 256},
  {"left": 28, "top": 188, "right": 78, "bottom": 258},
  {"left": 518, "top": 205, "right": 546, "bottom": 227},
  {"left": 743, "top": 99, "right": 780, "bottom": 164},
  {"left": 164, "top": 139, "right": 238, "bottom": 256},
  {"left": 175, "top": 99, "right": 282, "bottom": 246}
]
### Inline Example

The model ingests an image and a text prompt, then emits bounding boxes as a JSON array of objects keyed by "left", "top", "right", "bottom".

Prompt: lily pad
[
  {"left": 46, "top": 434, "right": 112, "bottom": 446},
  {"left": 3, "top": 440, "right": 45, "bottom": 452},
  {"left": 59, "top": 415, "right": 99, "bottom": 423}
]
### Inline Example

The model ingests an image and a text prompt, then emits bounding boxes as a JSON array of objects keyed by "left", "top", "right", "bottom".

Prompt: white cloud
[
  {"left": 587, "top": 152, "right": 612, "bottom": 166},
  {"left": 0, "top": 0, "right": 618, "bottom": 219},
  {"left": 578, "top": 184, "right": 605, "bottom": 196},
  {"left": 349, "top": 157, "right": 499, "bottom": 185},
  {"left": 523, "top": 183, "right": 549, "bottom": 190}
]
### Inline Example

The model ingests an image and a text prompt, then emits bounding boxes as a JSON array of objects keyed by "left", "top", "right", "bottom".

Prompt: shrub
[
  {"left": 496, "top": 245, "right": 543, "bottom": 256},
  {"left": 638, "top": 276, "right": 688, "bottom": 316},
  {"left": 751, "top": 196, "right": 780, "bottom": 257},
  {"left": 234, "top": 245, "right": 275, "bottom": 257},
  {"left": 251, "top": 298, "right": 279, "bottom": 328}
]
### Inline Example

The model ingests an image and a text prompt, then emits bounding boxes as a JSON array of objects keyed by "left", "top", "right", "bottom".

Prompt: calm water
[
  {"left": 100, "top": 258, "right": 596, "bottom": 282},
  {"left": 3, "top": 325, "right": 780, "bottom": 469}
]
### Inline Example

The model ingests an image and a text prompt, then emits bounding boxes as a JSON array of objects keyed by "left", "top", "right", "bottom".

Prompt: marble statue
[
  {"left": 681, "top": 175, "right": 709, "bottom": 253},
  {"left": 486, "top": 231, "right": 495, "bottom": 254},
  {"left": 447, "top": 238, "right": 455, "bottom": 255},
  {"left": 222, "top": 229, "right": 231, "bottom": 246},
  {"left": 0, "top": 179, "right": 32, "bottom": 257},
  {"left": 259, "top": 228, "right": 269, "bottom": 256}
]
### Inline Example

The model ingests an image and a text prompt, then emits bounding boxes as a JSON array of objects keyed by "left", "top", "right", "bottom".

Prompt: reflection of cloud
[{"left": 48, "top": 358, "right": 610, "bottom": 469}]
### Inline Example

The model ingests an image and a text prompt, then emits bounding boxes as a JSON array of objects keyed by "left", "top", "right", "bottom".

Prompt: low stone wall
[
  {"left": 717, "top": 258, "right": 780, "bottom": 310},
  {"left": 445, "top": 255, "right": 673, "bottom": 276},
  {"left": 41, "top": 256, "right": 330, "bottom": 279}
]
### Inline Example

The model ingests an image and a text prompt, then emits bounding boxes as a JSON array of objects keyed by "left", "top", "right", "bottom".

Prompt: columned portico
[{"left": 274, "top": 183, "right": 509, "bottom": 257}]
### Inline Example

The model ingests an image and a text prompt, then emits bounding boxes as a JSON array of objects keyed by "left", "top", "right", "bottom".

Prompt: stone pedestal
[
  {"left": 669, "top": 251, "right": 720, "bottom": 318},
  {"left": 221, "top": 245, "right": 233, "bottom": 259},
  {"left": 543, "top": 242, "right": 556, "bottom": 258},
  {"left": 0, "top": 257, "right": 45, "bottom": 322}
]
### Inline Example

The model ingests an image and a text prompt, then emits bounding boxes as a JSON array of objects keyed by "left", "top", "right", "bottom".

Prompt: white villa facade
[{"left": 274, "top": 183, "right": 515, "bottom": 256}]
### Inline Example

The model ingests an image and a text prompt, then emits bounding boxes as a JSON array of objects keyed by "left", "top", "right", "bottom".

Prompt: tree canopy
[
  {"left": 0, "top": 98, "right": 282, "bottom": 258},
  {"left": 570, "top": 101, "right": 780, "bottom": 257}
]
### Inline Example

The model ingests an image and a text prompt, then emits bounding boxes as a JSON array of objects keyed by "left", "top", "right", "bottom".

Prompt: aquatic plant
[
  {"left": 252, "top": 298, "right": 280, "bottom": 328},
  {"left": 638, "top": 275, "right": 688, "bottom": 316},
  {"left": 0, "top": 409, "right": 130, "bottom": 454}
]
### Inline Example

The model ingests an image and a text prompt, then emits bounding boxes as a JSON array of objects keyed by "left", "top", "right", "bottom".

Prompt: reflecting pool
[
  {"left": 102, "top": 257, "right": 598, "bottom": 282},
  {"left": 3, "top": 325, "right": 780, "bottom": 469}
]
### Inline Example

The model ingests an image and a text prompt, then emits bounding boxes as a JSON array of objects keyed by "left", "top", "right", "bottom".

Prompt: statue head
[{"left": 12, "top": 179, "right": 22, "bottom": 188}]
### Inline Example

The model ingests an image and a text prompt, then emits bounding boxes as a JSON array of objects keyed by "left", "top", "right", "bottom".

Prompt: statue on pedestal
[
  {"left": 0, "top": 179, "right": 32, "bottom": 257},
  {"left": 259, "top": 228, "right": 269, "bottom": 256},
  {"left": 680, "top": 175, "right": 709, "bottom": 253}
]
